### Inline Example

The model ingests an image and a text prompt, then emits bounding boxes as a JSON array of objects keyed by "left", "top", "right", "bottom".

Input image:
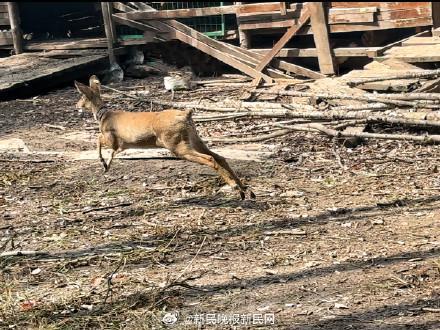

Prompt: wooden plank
[
  {"left": 113, "top": 2, "right": 135, "bottom": 12},
  {"left": 377, "top": 7, "right": 431, "bottom": 21},
  {"left": 0, "top": 54, "right": 109, "bottom": 99},
  {"left": 330, "top": 12, "right": 374, "bottom": 24},
  {"left": 309, "top": 2, "right": 335, "bottom": 75},
  {"left": 280, "top": 2, "right": 287, "bottom": 15},
  {"left": 375, "top": 29, "right": 431, "bottom": 56},
  {"left": 328, "top": 17, "right": 433, "bottom": 33},
  {"left": 0, "top": 17, "right": 9, "bottom": 25},
  {"left": 330, "top": 2, "right": 429, "bottom": 10},
  {"left": 0, "top": 35, "right": 11, "bottom": 46},
  {"left": 238, "top": 7, "right": 376, "bottom": 24},
  {"left": 113, "top": 14, "right": 159, "bottom": 32},
  {"left": 116, "top": 5, "right": 238, "bottom": 20},
  {"left": 24, "top": 38, "right": 108, "bottom": 50},
  {"left": 402, "top": 36, "right": 440, "bottom": 46},
  {"left": 0, "top": 4, "right": 8, "bottom": 13},
  {"left": 236, "top": 2, "right": 285, "bottom": 15},
  {"left": 382, "top": 44, "right": 440, "bottom": 62},
  {"left": 0, "top": 12, "right": 8, "bottom": 18},
  {"left": 161, "top": 18, "right": 294, "bottom": 79},
  {"left": 252, "top": 47, "right": 380, "bottom": 58},
  {"left": 253, "top": 8, "right": 311, "bottom": 76},
  {"left": 330, "top": 7, "right": 377, "bottom": 14},
  {"left": 159, "top": 21, "right": 274, "bottom": 82}
]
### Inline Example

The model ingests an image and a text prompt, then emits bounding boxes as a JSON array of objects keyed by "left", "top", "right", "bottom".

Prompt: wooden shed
[{"left": 2, "top": 2, "right": 440, "bottom": 84}]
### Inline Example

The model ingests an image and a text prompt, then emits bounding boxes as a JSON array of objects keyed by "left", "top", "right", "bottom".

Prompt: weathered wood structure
[
  {"left": 1, "top": 1, "right": 440, "bottom": 91},
  {"left": 105, "top": 2, "right": 438, "bottom": 80},
  {"left": 0, "top": 2, "right": 13, "bottom": 49}
]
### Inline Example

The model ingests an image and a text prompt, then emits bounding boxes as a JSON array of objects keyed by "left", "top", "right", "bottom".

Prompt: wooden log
[
  {"left": 252, "top": 7, "right": 311, "bottom": 85},
  {"left": 101, "top": 2, "right": 117, "bottom": 65},
  {"left": 7, "top": 2, "right": 22, "bottom": 54},
  {"left": 309, "top": 2, "right": 336, "bottom": 75}
]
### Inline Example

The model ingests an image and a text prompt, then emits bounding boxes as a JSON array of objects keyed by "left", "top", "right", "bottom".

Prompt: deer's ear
[
  {"left": 74, "top": 81, "right": 94, "bottom": 99},
  {"left": 89, "top": 75, "right": 101, "bottom": 94}
]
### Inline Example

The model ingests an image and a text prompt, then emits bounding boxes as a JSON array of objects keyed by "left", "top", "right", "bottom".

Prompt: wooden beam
[
  {"left": 7, "top": 2, "right": 23, "bottom": 54},
  {"left": 113, "top": 14, "right": 159, "bottom": 32},
  {"left": 101, "top": 2, "right": 117, "bottom": 65},
  {"left": 375, "top": 29, "right": 431, "bottom": 56},
  {"left": 113, "top": 2, "right": 135, "bottom": 12},
  {"left": 309, "top": 2, "right": 335, "bottom": 75},
  {"left": 116, "top": 5, "right": 238, "bottom": 20},
  {"left": 235, "top": 2, "right": 251, "bottom": 48},
  {"left": 280, "top": 2, "right": 287, "bottom": 15},
  {"left": 251, "top": 47, "right": 380, "bottom": 58},
  {"left": 157, "top": 21, "right": 274, "bottom": 82},
  {"left": 253, "top": 7, "right": 311, "bottom": 80},
  {"left": 432, "top": 2, "right": 440, "bottom": 28}
]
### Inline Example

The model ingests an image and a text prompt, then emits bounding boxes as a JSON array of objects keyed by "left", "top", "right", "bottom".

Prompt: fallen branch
[
  {"left": 0, "top": 159, "right": 55, "bottom": 163},
  {"left": 0, "top": 250, "right": 47, "bottom": 257},
  {"left": 298, "top": 123, "right": 440, "bottom": 143},
  {"left": 81, "top": 202, "right": 132, "bottom": 214},
  {"left": 255, "top": 90, "right": 440, "bottom": 109},
  {"left": 345, "top": 69, "right": 440, "bottom": 86}
]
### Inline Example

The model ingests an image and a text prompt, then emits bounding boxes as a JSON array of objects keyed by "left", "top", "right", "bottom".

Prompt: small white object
[{"left": 31, "top": 268, "right": 41, "bottom": 275}]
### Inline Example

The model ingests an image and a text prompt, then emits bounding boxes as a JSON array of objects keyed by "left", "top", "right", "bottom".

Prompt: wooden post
[
  {"left": 309, "top": 2, "right": 336, "bottom": 75},
  {"left": 235, "top": 2, "right": 251, "bottom": 49},
  {"left": 101, "top": 2, "right": 117, "bottom": 65},
  {"left": 7, "top": 2, "right": 23, "bottom": 55},
  {"left": 251, "top": 8, "right": 311, "bottom": 85},
  {"left": 432, "top": 2, "right": 440, "bottom": 29},
  {"left": 280, "top": 2, "right": 287, "bottom": 16}
]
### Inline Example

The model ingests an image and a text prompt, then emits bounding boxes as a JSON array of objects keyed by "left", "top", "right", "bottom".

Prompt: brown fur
[{"left": 74, "top": 75, "right": 255, "bottom": 200}]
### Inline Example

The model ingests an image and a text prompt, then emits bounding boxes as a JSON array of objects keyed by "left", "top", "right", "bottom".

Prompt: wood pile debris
[{"left": 101, "top": 65, "right": 440, "bottom": 148}]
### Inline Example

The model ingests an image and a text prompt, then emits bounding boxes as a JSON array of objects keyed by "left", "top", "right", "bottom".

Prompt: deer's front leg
[{"left": 97, "top": 134, "right": 108, "bottom": 172}]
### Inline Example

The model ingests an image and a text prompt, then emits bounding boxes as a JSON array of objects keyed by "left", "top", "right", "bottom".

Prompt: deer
[{"left": 74, "top": 75, "right": 255, "bottom": 200}]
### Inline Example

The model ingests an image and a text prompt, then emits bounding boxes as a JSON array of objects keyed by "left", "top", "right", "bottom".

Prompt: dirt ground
[{"left": 1, "top": 76, "right": 440, "bottom": 329}]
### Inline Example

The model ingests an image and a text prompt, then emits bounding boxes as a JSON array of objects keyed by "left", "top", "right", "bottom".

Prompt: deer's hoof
[
  {"left": 239, "top": 191, "right": 246, "bottom": 200},
  {"left": 249, "top": 190, "right": 256, "bottom": 199}
]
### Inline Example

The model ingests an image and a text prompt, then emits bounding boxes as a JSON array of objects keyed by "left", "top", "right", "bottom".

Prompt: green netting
[{"left": 117, "top": 2, "right": 226, "bottom": 40}]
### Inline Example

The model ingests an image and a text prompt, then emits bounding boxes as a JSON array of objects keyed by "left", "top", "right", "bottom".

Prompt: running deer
[{"left": 74, "top": 75, "right": 255, "bottom": 200}]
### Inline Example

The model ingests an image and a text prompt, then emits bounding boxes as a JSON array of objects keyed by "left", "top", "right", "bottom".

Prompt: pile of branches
[{"left": 101, "top": 70, "right": 440, "bottom": 145}]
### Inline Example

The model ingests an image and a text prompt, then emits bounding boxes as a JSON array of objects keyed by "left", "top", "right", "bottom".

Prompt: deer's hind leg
[
  {"left": 171, "top": 138, "right": 254, "bottom": 200},
  {"left": 195, "top": 143, "right": 255, "bottom": 199}
]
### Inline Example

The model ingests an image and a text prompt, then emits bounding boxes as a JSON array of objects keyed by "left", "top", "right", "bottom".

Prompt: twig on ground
[{"left": 103, "top": 257, "right": 126, "bottom": 305}]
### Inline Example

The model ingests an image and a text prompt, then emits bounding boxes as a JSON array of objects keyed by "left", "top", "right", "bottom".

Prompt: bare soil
[{"left": 0, "top": 77, "right": 440, "bottom": 329}]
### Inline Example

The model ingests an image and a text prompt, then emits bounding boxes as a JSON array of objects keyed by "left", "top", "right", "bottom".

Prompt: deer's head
[{"left": 74, "top": 75, "right": 103, "bottom": 120}]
